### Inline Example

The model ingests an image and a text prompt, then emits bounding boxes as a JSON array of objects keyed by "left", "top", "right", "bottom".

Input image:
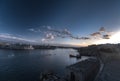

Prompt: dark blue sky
[{"left": 0, "top": 0, "right": 120, "bottom": 45}]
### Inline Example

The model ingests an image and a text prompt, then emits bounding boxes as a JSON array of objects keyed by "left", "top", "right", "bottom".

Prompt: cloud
[
  {"left": 47, "top": 27, "right": 85, "bottom": 40},
  {"left": 80, "top": 37, "right": 90, "bottom": 40},
  {"left": 41, "top": 38, "right": 46, "bottom": 42},
  {"left": 47, "top": 26, "right": 52, "bottom": 30},
  {"left": 28, "top": 28, "right": 42, "bottom": 33},
  {"left": 90, "top": 32, "right": 101, "bottom": 37},
  {"left": 90, "top": 27, "right": 113, "bottom": 40},
  {"left": 106, "top": 31, "right": 114, "bottom": 35},
  {"left": 62, "top": 29, "right": 72, "bottom": 35},
  {"left": 102, "top": 34, "right": 111, "bottom": 39},
  {"left": 43, "top": 26, "right": 92, "bottom": 41},
  {"left": 70, "top": 35, "right": 90, "bottom": 40},
  {"left": 28, "top": 26, "right": 75, "bottom": 41},
  {"left": 28, "top": 26, "right": 112, "bottom": 43},
  {"left": 41, "top": 33, "right": 55, "bottom": 41},
  {"left": 28, "top": 28, "right": 36, "bottom": 32},
  {"left": 46, "top": 33, "right": 55, "bottom": 40},
  {"left": 0, "top": 33, "right": 36, "bottom": 43},
  {"left": 99, "top": 27, "right": 105, "bottom": 32}
]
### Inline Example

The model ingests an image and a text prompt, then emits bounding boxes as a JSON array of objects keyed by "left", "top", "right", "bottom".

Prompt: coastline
[{"left": 77, "top": 44, "right": 120, "bottom": 81}]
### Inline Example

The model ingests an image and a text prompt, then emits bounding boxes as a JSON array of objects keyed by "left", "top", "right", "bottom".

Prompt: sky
[{"left": 0, "top": 0, "right": 120, "bottom": 46}]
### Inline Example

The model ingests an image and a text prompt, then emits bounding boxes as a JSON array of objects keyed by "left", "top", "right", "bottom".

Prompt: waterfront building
[{"left": 66, "top": 58, "right": 100, "bottom": 81}]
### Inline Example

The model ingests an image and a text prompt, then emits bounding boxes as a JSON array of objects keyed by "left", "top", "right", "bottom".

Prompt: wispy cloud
[
  {"left": 42, "top": 33, "right": 55, "bottom": 42},
  {"left": 28, "top": 26, "right": 114, "bottom": 43},
  {"left": 90, "top": 27, "right": 113, "bottom": 40},
  {"left": 28, "top": 28, "right": 42, "bottom": 33},
  {"left": 99, "top": 27, "right": 105, "bottom": 32},
  {"left": 90, "top": 32, "right": 101, "bottom": 37},
  {"left": 70, "top": 35, "right": 90, "bottom": 40},
  {"left": 28, "top": 28, "right": 37, "bottom": 32},
  {"left": 102, "top": 34, "right": 111, "bottom": 39},
  {"left": 0, "top": 33, "right": 36, "bottom": 43},
  {"left": 46, "top": 27, "right": 90, "bottom": 40}
]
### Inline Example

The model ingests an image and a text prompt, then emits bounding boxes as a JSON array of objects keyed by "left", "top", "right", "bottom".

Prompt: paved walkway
[{"left": 97, "top": 59, "right": 120, "bottom": 81}]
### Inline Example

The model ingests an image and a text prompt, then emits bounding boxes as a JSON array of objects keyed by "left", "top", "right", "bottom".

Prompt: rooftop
[{"left": 66, "top": 58, "right": 100, "bottom": 73}]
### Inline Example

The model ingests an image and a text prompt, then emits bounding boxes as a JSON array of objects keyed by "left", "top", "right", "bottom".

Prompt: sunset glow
[{"left": 94, "top": 31, "right": 120, "bottom": 44}]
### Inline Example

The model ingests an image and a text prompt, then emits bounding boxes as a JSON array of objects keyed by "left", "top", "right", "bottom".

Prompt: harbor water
[{"left": 0, "top": 48, "right": 88, "bottom": 81}]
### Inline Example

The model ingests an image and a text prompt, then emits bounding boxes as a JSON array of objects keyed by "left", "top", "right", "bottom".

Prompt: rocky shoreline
[{"left": 77, "top": 44, "right": 120, "bottom": 81}]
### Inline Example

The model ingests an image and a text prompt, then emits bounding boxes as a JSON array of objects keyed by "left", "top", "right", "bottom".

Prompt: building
[{"left": 66, "top": 58, "right": 100, "bottom": 81}]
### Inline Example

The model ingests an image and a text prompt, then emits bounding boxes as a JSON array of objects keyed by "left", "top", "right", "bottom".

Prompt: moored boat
[{"left": 69, "top": 54, "right": 81, "bottom": 58}]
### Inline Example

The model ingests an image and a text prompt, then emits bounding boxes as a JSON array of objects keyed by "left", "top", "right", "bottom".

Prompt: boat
[
  {"left": 69, "top": 54, "right": 76, "bottom": 57},
  {"left": 69, "top": 54, "right": 81, "bottom": 58}
]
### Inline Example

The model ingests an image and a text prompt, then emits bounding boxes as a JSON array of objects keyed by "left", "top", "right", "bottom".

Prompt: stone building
[{"left": 65, "top": 58, "right": 100, "bottom": 81}]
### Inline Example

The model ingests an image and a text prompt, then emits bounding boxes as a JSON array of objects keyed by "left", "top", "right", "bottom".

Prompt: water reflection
[{"left": 0, "top": 48, "right": 88, "bottom": 81}]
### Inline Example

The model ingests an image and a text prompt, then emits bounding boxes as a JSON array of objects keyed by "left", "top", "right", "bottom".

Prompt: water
[{"left": 0, "top": 48, "right": 88, "bottom": 81}]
